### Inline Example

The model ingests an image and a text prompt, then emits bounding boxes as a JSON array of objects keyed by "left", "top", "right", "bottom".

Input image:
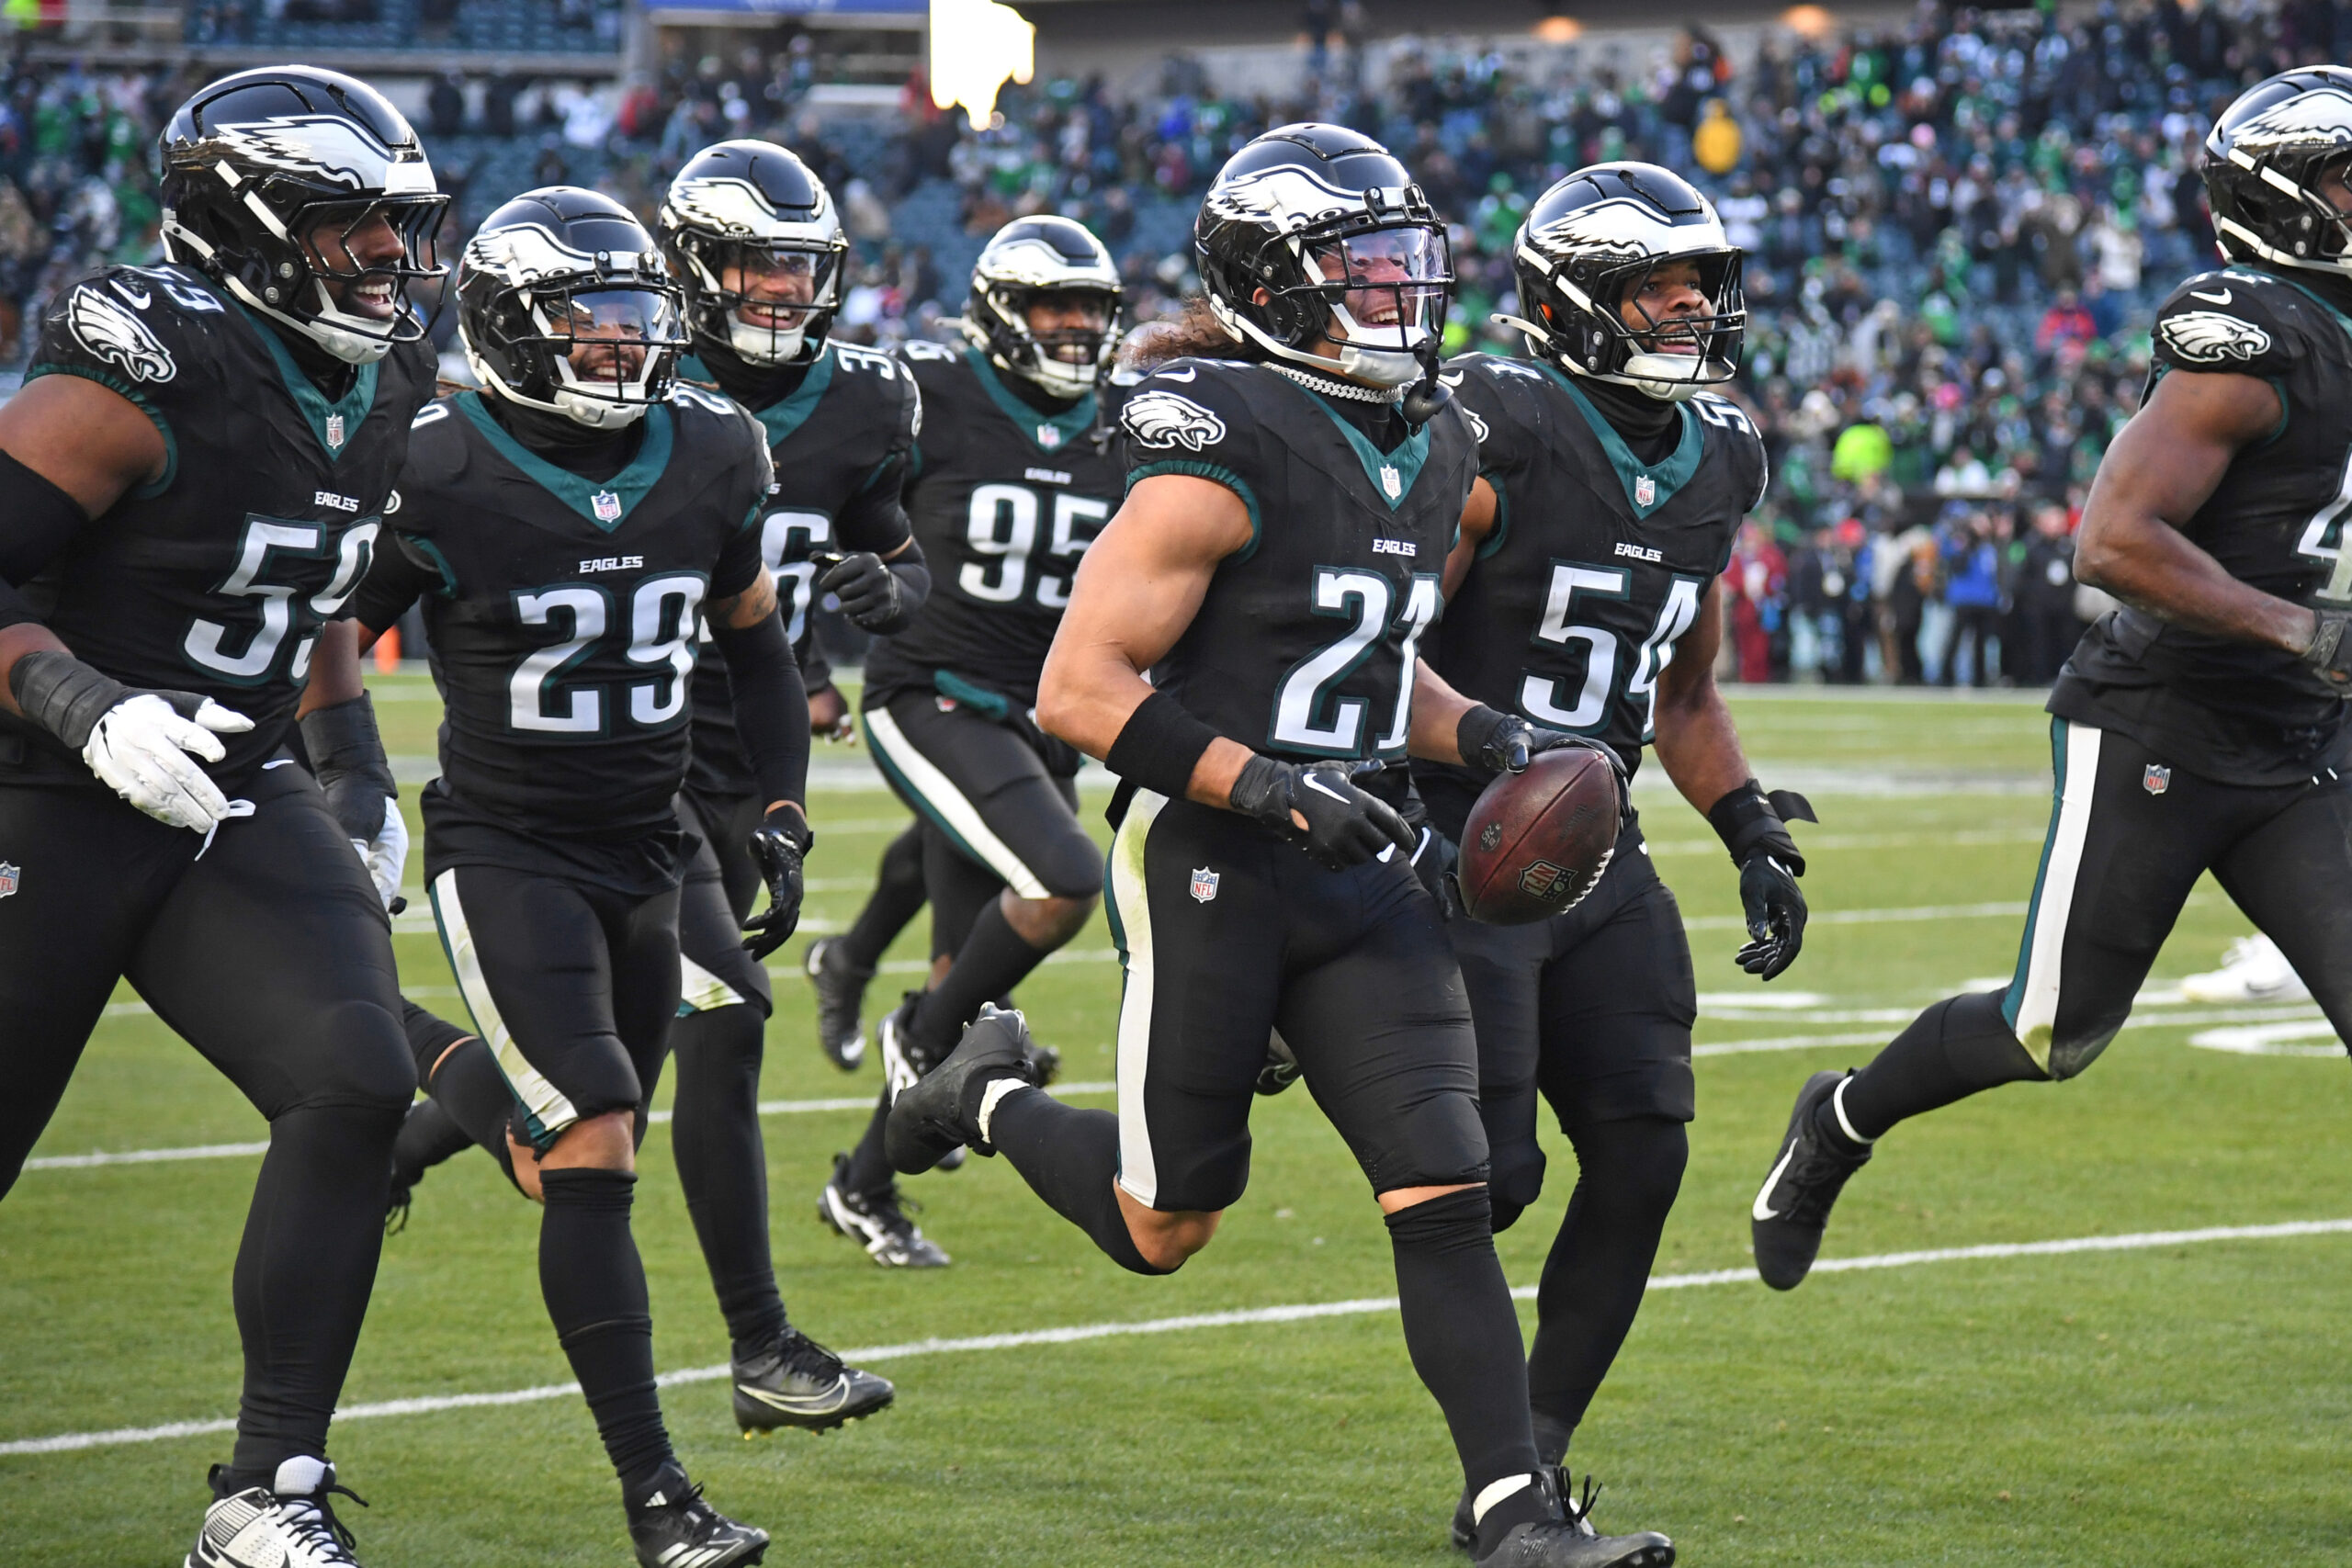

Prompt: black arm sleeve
[
  {"left": 341, "top": 531, "right": 443, "bottom": 633},
  {"left": 710, "top": 606, "right": 810, "bottom": 807},
  {"left": 0, "top": 449, "right": 89, "bottom": 632}
]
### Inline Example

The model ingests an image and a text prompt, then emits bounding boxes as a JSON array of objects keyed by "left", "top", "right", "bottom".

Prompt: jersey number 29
[{"left": 510, "top": 575, "right": 707, "bottom": 735}]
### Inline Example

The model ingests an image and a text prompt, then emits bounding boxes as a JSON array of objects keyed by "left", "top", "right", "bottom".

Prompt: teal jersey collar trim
[
  {"left": 232, "top": 302, "right": 379, "bottom": 466},
  {"left": 677, "top": 349, "right": 835, "bottom": 449},
  {"left": 1537, "top": 362, "right": 1702, "bottom": 518},
  {"left": 1295, "top": 383, "right": 1430, "bottom": 512},
  {"left": 967, "top": 346, "right": 1097, "bottom": 454},
  {"left": 456, "top": 390, "right": 675, "bottom": 532}
]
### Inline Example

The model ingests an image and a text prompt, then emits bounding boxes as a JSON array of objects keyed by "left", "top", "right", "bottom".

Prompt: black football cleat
[
  {"left": 1751, "top": 1069, "right": 1872, "bottom": 1291},
  {"left": 732, "top": 1328, "right": 896, "bottom": 1435},
  {"left": 1472, "top": 1471, "right": 1673, "bottom": 1568},
  {"left": 885, "top": 1004, "right": 1044, "bottom": 1175},
  {"left": 627, "top": 1469, "right": 767, "bottom": 1568},
  {"left": 803, "top": 937, "right": 872, "bottom": 1072},
  {"left": 818, "top": 1153, "right": 950, "bottom": 1268}
]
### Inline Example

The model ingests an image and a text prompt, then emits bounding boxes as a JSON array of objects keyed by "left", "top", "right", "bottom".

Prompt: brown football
[{"left": 1457, "top": 747, "right": 1623, "bottom": 925}]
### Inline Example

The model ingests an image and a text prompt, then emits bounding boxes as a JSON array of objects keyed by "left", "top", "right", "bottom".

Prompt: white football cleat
[
  {"left": 187, "top": 1456, "right": 367, "bottom": 1568},
  {"left": 2179, "top": 934, "right": 2311, "bottom": 1004}
]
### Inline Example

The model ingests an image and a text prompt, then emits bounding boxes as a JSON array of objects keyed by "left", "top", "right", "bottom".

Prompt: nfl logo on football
[
  {"left": 0, "top": 861, "right": 18, "bottom": 899},
  {"left": 324, "top": 412, "right": 346, "bottom": 450},
  {"left": 592, "top": 490, "right": 624, "bottom": 524},
  {"left": 1189, "top": 867, "right": 1219, "bottom": 903},
  {"left": 1634, "top": 474, "right": 1657, "bottom": 507}
]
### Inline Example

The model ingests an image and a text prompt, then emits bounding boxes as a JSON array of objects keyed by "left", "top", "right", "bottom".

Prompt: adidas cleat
[
  {"left": 627, "top": 1469, "right": 767, "bottom": 1568},
  {"left": 733, "top": 1328, "right": 896, "bottom": 1434},
  {"left": 1472, "top": 1471, "right": 1673, "bottom": 1568},
  {"left": 803, "top": 937, "right": 874, "bottom": 1070},
  {"left": 885, "top": 1004, "right": 1043, "bottom": 1175},
  {"left": 1751, "top": 1069, "right": 1872, "bottom": 1291},
  {"left": 187, "top": 1457, "right": 368, "bottom": 1568},
  {"left": 819, "top": 1153, "right": 950, "bottom": 1268}
]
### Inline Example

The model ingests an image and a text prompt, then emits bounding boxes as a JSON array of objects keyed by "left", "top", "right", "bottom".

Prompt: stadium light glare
[
  {"left": 1533, "top": 15, "right": 1582, "bottom": 42},
  {"left": 930, "top": 0, "right": 1035, "bottom": 127},
  {"left": 1781, "top": 4, "right": 1835, "bottom": 38}
]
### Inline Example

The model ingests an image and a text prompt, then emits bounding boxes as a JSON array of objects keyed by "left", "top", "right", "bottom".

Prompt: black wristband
[
  {"left": 299, "top": 692, "right": 395, "bottom": 797},
  {"left": 1706, "top": 778, "right": 1817, "bottom": 874},
  {"left": 1105, "top": 689, "right": 1221, "bottom": 801},
  {"left": 8, "top": 649, "right": 126, "bottom": 750}
]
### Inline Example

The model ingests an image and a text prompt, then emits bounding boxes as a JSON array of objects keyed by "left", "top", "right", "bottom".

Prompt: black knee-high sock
[
  {"left": 1385, "top": 1187, "right": 1544, "bottom": 1547},
  {"left": 1526, "top": 1119, "right": 1688, "bottom": 1451},
  {"left": 836, "top": 1086, "right": 898, "bottom": 1198},
  {"left": 837, "top": 824, "right": 928, "bottom": 972},
  {"left": 421, "top": 1035, "right": 526, "bottom": 1189},
  {"left": 538, "top": 1168, "right": 675, "bottom": 1503},
  {"left": 668, "top": 1004, "right": 787, "bottom": 1356},
  {"left": 229, "top": 1100, "right": 402, "bottom": 1474},
  {"left": 1835, "top": 990, "right": 2046, "bottom": 1144},
  {"left": 988, "top": 1088, "right": 1171, "bottom": 1275},
  {"left": 909, "top": 899, "right": 1051, "bottom": 1055}
]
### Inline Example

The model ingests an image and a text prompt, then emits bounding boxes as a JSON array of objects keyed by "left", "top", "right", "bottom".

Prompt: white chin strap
[
  {"left": 1615, "top": 352, "right": 1726, "bottom": 402},
  {"left": 728, "top": 314, "right": 809, "bottom": 367},
  {"left": 1019, "top": 353, "right": 1100, "bottom": 399},
  {"left": 2215, "top": 214, "right": 2352, "bottom": 277},
  {"left": 462, "top": 340, "right": 654, "bottom": 430},
  {"left": 1218, "top": 299, "right": 1425, "bottom": 389}
]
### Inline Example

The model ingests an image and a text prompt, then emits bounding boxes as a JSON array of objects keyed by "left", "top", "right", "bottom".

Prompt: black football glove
[
  {"left": 1710, "top": 781, "right": 1817, "bottom": 982},
  {"left": 1228, "top": 754, "right": 1418, "bottom": 871},
  {"left": 300, "top": 692, "right": 408, "bottom": 913},
  {"left": 2303, "top": 608, "right": 2352, "bottom": 693},
  {"left": 817, "top": 551, "right": 910, "bottom": 634},
  {"left": 1458, "top": 705, "right": 1633, "bottom": 832},
  {"left": 741, "top": 804, "right": 814, "bottom": 959}
]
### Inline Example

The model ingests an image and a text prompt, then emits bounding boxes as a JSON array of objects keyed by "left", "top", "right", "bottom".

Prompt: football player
[
  {"left": 0, "top": 67, "right": 438, "bottom": 1568},
  {"left": 886, "top": 125, "right": 1672, "bottom": 1568},
  {"left": 1423, "top": 163, "right": 1803, "bottom": 1548},
  {"left": 1750, "top": 69, "right": 2352, "bottom": 1292},
  {"left": 816, "top": 217, "right": 1125, "bottom": 1268},
  {"left": 341, "top": 187, "right": 803, "bottom": 1568},
  {"left": 383, "top": 140, "right": 907, "bottom": 1437}
]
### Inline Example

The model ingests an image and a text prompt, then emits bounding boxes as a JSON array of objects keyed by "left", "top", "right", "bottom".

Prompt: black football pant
[
  {"left": 0, "top": 766, "right": 413, "bottom": 1477},
  {"left": 1446, "top": 820, "right": 1694, "bottom": 1450},
  {"left": 671, "top": 785, "right": 795, "bottom": 1354},
  {"left": 1845, "top": 718, "right": 2352, "bottom": 1140}
]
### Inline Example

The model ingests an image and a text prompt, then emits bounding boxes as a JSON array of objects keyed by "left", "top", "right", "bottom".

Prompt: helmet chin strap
[
  {"left": 1493, "top": 311, "right": 1717, "bottom": 402},
  {"left": 464, "top": 341, "right": 653, "bottom": 431},
  {"left": 727, "top": 313, "right": 808, "bottom": 367}
]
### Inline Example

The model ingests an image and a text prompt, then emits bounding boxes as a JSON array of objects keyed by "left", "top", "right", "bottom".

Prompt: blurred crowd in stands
[{"left": 8, "top": 0, "right": 2346, "bottom": 681}]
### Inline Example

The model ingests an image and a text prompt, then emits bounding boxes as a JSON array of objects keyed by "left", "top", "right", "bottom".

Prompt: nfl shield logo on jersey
[
  {"left": 1380, "top": 464, "right": 1401, "bottom": 500},
  {"left": 0, "top": 861, "right": 17, "bottom": 898},
  {"left": 1190, "top": 867, "right": 1219, "bottom": 903},
  {"left": 592, "top": 490, "right": 623, "bottom": 524},
  {"left": 1634, "top": 474, "right": 1657, "bottom": 507},
  {"left": 2143, "top": 764, "right": 2172, "bottom": 795},
  {"left": 1037, "top": 424, "right": 1063, "bottom": 449},
  {"left": 324, "top": 413, "right": 346, "bottom": 451}
]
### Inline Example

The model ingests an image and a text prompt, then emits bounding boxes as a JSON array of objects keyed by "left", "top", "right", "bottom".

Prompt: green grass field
[{"left": 5, "top": 679, "right": 2348, "bottom": 1566}]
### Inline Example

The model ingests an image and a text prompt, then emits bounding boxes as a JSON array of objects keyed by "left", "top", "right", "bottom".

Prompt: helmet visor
[
  {"left": 540, "top": 283, "right": 685, "bottom": 399},
  {"left": 1308, "top": 223, "right": 1451, "bottom": 345},
  {"left": 292, "top": 192, "right": 450, "bottom": 333},
  {"left": 717, "top": 240, "right": 843, "bottom": 332}
]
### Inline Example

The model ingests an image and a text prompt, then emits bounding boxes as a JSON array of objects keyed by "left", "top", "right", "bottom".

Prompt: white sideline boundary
[{"left": 6, "top": 1217, "right": 2349, "bottom": 1458}]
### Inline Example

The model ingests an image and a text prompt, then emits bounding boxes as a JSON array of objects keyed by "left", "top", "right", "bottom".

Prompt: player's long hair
[{"left": 1121, "top": 294, "right": 1252, "bottom": 371}]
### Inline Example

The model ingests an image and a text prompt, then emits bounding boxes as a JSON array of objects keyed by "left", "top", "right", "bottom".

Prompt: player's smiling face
[
  {"left": 1622, "top": 259, "right": 1709, "bottom": 355},
  {"left": 300, "top": 205, "right": 409, "bottom": 321},
  {"left": 1024, "top": 289, "right": 1111, "bottom": 365},
  {"left": 723, "top": 247, "right": 820, "bottom": 333},
  {"left": 551, "top": 288, "right": 673, "bottom": 386}
]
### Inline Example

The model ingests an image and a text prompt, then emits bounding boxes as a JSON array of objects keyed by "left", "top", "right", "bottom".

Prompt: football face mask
[
  {"left": 706, "top": 239, "right": 842, "bottom": 367},
  {"left": 291, "top": 194, "right": 448, "bottom": 343},
  {"left": 1300, "top": 224, "right": 1452, "bottom": 385},
  {"left": 538, "top": 283, "right": 685, "bottom": 417}
]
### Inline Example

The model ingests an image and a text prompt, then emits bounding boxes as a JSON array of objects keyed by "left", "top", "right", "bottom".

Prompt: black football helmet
[
  {"left": 1497, "top": 163, "right": 1745, "bottom": 401},
  {"left": 1194, "top": 123, "right": 1451, "bottom": 389},
  {"left": 457, "top": 186, "right": 685, "bottom": 430},
  {"left": 2206, "top": 66, "right": 2352, "bottom": 277},
  {"left": 159, "top": 65, "right": 447, "bottom": 366},
  {"left": 659, "top": 139, "right": 848, "bottom": 369},
  {"left": 964, "top": 216, "right": 1123, "bottom": 398}
]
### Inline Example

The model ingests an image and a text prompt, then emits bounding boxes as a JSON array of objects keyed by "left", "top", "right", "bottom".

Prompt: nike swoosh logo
[
  {"left": 262, "top": 759, "right": 294, "bottom": 769},
  {"left": 1753, "top": 1142, "right": 1798, "bottom": 1222},
  {"left": 1158, "top": 367, "right": 1197, "bottom": 382},
  {"left": 2191, "top": 288, "right": 2233, "bottom": 304},
  {"left": 1300, "top": 773, "right": 1352, "bottom": 804},
  {"left": 1439, "top": 371, "right": 1464, "bottom": 388},
  {"left": 737, "top": 1379, "right": 849, "bottom": 1414}
]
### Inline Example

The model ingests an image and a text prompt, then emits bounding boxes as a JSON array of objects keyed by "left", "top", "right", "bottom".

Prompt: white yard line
[{"left": 7, "top": 1216, "right": 2347, "bottom": 1458}]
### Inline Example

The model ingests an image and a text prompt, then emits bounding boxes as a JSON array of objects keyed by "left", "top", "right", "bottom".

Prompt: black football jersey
[
  {"left": 0, "top": 263, "right": 433, "bottom": 792},
  {"left": 2052, "top": 266, "right": 2352, "bottom": 784},
  {"left": 679, "top": 340, "right": 919, "bottom": 799},
  {"left": 1415, "top": 355, "right": 1766, "bottom": 840},
  {"left": 860, "top": 341, "right": 1125, "bottom": 709},
  {"left": 1119, "top": 359, "right": 1478, "bottom": 774},
  {"left": 345, "top": 387, "right": 772, "bottom": 890}
]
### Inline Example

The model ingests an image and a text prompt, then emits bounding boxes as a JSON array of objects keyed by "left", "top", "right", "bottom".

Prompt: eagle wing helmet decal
[
  {"left": 67, "top": 286, "right": 175, "bottom": 383},
  {"left": 2159, "top": 310, "right": 2275, "bottom": 364},
  {"left": 1124, "top": 389, "right": 1227, "bottom": 452},
  {"left": 208, "top": 114, "right": 435, "bottom": 195}
]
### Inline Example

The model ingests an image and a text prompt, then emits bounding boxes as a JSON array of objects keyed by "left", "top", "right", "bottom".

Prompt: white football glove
[
  {"left": 358, "top": 797, "right": 409, "bottom": 912},
  {"left": 82, "top": 692, "right": 254, "bottom": 834}
]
